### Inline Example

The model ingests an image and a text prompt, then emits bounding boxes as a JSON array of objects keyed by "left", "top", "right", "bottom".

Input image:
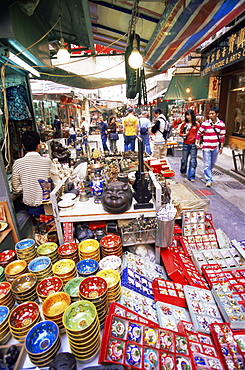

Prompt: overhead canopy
[
  {"left": 1, "top": 0, "right": 244, "bottom": 89},
  {"left": 163, "top": 76, "right": 209, "bottom": 101}
]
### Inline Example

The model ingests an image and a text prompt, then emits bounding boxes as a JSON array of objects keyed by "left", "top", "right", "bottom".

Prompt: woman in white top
[{"left": 67, "top": 123, "right": 76, "bottom": 147}]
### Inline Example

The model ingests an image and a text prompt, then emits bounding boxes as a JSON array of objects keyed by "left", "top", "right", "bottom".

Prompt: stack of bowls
[
  {"left": 78, "top": 239, "right": 100, "bottom": 262},
  {"left": 76, "top": 259, "right": 99, "bottom": 277},
  {"left": 63, "top": 300, "right": 101, "bottom": 362},
  {"left": 0, "top": 306, "right": 11, "bottom": 345},
  {"left": 11, "top": 273, "right": 38, "bottom": 304},
  {"left": 64, "top": 277, "right": 84, "bottom": 302},
  {"left": 36, "top": 276, "right": 63, "bottom": 302},
  {"left": 5, "top": 260, "right": 28, "bottom": 283},
  {"left": 99, "top": 255, "right": 122, "bottom": 275},
  {"left": 100, "top": 234, "right": 123, "bottom": 258},
  {"left": 8, "top": 301, "right": 41, "bottom": 342},
  {"left": 52, "top": 259, "right": 76, "bottom": 284},
  {"left": 37, "top": 242, "right": 59, "bottom": 264},
  {"left": 0, "top": 250, "right": 17, "bottom": 268},
  {"left": 79, "top": 276, "right": 108, "bottom": 328},
  {"left": 42, "top": 292, "right": 71, "bottom": 333},
  {"left": 58, "top": 243, "right": 79, "bottom": 263},
  {"left": 28, "top": 257, "right": 52, "bottom": 283},
  {"left": 96, "top": 269, "right": 121, "bottom": 304},
  {"left": 0, "top": 266, "right": 5, "bottom": 282},
  {"left": 15, "top": 238, "right": 37, "bottom": 263},
  {"left": 25, "top": 321, "right": 61, "bottom": 368},
  {"left": 0, "top": 282, "right": 15, "bottom": 310}
]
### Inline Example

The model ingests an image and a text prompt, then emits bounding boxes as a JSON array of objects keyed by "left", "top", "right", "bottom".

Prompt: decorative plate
[
  {"left": 108, "top": 340, "right": 124, "bottom": 361},
  {"left": 126, "top": 343, "right": 141, "bottom": 366},
  {"left": 0, "top": 221, "right": 8, "bottom": 232}
]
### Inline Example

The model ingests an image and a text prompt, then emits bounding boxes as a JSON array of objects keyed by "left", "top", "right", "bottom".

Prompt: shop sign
[
  {"left": 208, "top": 77, "right": 219, "bottom": 99},
  {"left": 201, "top": 27, "right": 245, "bottom": 76}
]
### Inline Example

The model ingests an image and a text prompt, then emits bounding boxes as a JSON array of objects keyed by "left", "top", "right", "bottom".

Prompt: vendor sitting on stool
[{"left": 12, "top": 130, "right": 52, "bottom": 219}]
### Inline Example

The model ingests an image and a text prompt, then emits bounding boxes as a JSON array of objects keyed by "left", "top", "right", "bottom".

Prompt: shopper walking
[
  {"left": 67, "top": 123, "right": 77, "bottom": 147},
  {"left": 151, "top": 108, "right": 168, "bottom": 158},
  {"left": 98, "top": 115, "right": 109, "bottom": 152},
  {"left": 179, "top": 109, "right": 200, "bottom": 182},
  {"left": 53, "top": 115, "right": 63, "bottom": 138},
  {"left": 122, "top": 108, "right": 138, "bottom": 152},
  {"left": 107, "top": 116, "right": 118, "bottom": 153},
  {"left": 139, "top": 111, "right": 152, "bottom": 155},
  {"left": 196, "top": 107, "right": 226, "bottom": 187},
  {"left": 12, "top": 130, "right": 52, "bottom": 218}
]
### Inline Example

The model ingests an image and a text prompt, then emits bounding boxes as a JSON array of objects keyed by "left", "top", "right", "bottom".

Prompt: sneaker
[
  {"left": 180, "top": 173, "right": 186, "bottom": 177},
  {"left": 206, "top": 182, "right": 212, "bottom": 187},
  {"left": 189, "top": 179, "right": 195, "bottom": 182}
]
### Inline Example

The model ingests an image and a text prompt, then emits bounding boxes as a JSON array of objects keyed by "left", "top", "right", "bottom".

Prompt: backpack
[
  {"left": 140, "top": 126, "right": 148, "bottom": 135},
  {"left": 159, "top": 117, "right": 172, "bottom": 140}
]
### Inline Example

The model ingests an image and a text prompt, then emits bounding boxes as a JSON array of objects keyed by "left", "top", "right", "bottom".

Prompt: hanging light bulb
[
  {"left": 186, "top": 87, "right": 191, "bottom": 93},
  {"left": 128, "top": 35, "right": 143, "bottom": 69},
  {"left": 57, "top": 37, "right": 70, "bottom": 64}
]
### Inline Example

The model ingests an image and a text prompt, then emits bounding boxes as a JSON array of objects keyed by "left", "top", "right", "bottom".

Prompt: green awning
[{"left": 164, "top": 76, "right": 209, "bottom": 100}]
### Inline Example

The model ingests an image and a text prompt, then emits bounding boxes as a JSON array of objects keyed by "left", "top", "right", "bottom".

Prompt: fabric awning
[{"left": 163, "top": 76, "right": 209, "bottom": 101}]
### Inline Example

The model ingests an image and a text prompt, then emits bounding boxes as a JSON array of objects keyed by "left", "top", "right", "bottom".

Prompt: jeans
[
  {"left": 67, "top": 134, "right": 76, "bottom": 146},
  {"left": 140, "top": 134, "right": 151, "bottom": 155},
  {"left": 124, "top": 135, "right": 136, "bottom": 152},
  {"left": 180, "top": 143, "right": 197, "bottom": 180},
  {"left": 25, "top": 205, "right": 45, "bottom": 218},
  {"left": 101, "top": 136, "right": 109, "bottom": 152},
  {"left": 203, "top": 147, "right": 219, "bottom": 182},
  {"left": 109, "top": 139, "right": 117, "bottom": 153}
]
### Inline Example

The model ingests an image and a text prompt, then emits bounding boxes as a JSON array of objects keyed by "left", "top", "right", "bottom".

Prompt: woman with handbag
[
  {"left": 179, "top": 109, "right": 200, "bottom": 182},
  {"left": 107, "top": 116, "right": 118, "bottom": 153}
]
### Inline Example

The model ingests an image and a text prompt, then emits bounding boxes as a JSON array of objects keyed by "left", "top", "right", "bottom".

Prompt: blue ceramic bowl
[
  {"left": 25, "top": 320, "right": 59, "bottom": 355},
  {"left": 76, "top": 259, "right": 99, "bottom": 276},
  {"left": 28, "top": 257, "right": 51, "bottom": 273},
  {"left": 15, "top": 239, "right": 35, "bottom": 251},
  {"left": 0, "top": 306, "right": 9, "bottom": 325}
]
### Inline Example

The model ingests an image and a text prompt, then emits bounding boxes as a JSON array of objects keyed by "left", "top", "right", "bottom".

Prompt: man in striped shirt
[
  {"left": 196, "top": 107, "right": 226, "bottom": 187},
  {"left": 12, "top": 131, "right": 52, "bottom": 218}
]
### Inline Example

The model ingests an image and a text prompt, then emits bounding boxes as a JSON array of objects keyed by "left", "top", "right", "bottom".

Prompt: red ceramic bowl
[
  {"left": 9, "top": 301, "right": 39, "bottom": 329},
  {"left": 58, "top": 243, "right": 78, "bottom": 256},
  {"left": 0, "top": 282, "right": 12, "bottom": 298},
  {"left": 37, "top": 276, "right": 63, "bottom": 298},
  {"left": 100, "top": 234, "right": 121, "bottom": 248},
  {"left": 79, "top": 276, "right": 107, "bottom": 299},
  {"left": 0, "top": 250, "right": 16, "bottom": 263}
]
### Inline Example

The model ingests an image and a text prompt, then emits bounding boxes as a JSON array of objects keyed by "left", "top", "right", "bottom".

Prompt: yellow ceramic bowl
[
  {"left": 78, "top": 239, "right": 99, "bottom": 254},
  {"left": 37, "top": 242, "right": 58, "bottom": 255},
  {"left": 52, "top": 259, "right": 75, "bottom": 276},
  {"left": 5, "top": 260, "right": 27, "bottom": 276},
  {"left": 96, "top": 269, "right": 120, "bottom": 288},
  {"left": 42, "top": 292, "right": 71, "bottom": 318}
]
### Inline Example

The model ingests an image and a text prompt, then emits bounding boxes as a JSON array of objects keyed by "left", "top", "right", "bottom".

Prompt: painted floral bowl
[
  {"left": 96, "top": 269, "right": 120, "bottom": 288},
  {"left": 0, "top": 282, "right": 11, "bottom": 299},
  {"left": 0, "top": 250, "right": 17, "bottom": 265},
  {"left": 28, "top": 257, "right": 51, "bottom": 273},
  {"left": 11, "top": 273, "right": 37, "bottom": 295},
  {"left": 0, "top": 306, "right": 9, "bottom": 327},
  {"left": 42, "top": 292, "right": 71, "bottom": 318},
  {"left": 5, "top": 260, "right": 27, "bottom": 276},
  {"left": 76, "top": 259, "right": 99, "bottom": 276},
  {"left": 78, "top": 239, "right": 99, "bottom": 254},
  {"left": 36, "top": 277, "right": 63, "bottom": 298},
  {"left": 63, "top": 300, "right": 97, "bottom": 332},
  {"left": 58, "top": 243, "right": 78, "bottom": 256},
  {"left": 25, "top": 320, "right": 59, "bottom": 356},
  {"left": 15, "top": 239, "right": 35, "bottom": 251},
  {"left": 100, "top": 234, "right": 121, "bottom": 249},
  {"left": 37, "top": 242, "right": 58, "bottom": 256},
  {"left": 99, "top": 255, "right": 122, "bottom": 271},
  {"left": 52, "top": 259, "right": 75, "bottom": 275},
  {"left": 79, "top": 276, "right": 107, "bottom": 300},
  {"left": 9, "top": 301, "right": 40, "bottom": 330},
  {"left": 64, "top": 277, "right": 84, "bottom": 298}
]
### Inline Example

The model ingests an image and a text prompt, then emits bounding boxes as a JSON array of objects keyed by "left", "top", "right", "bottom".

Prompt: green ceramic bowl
[
  {"left": 63, "top": 300, "right": 97, "bottom": 332},
  {"left": 64, "top": 277, "right": 84, "bottom": 298}
]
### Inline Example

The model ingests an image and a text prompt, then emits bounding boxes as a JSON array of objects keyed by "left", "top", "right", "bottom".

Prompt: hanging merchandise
[{"left": 6, "top": 85, "right": 31, "bottom": 121}]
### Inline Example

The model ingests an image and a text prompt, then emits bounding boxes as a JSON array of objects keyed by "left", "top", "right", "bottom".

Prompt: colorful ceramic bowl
[
  {"left": 0, "top": 250, "right": 17, "bottom": 265},
  {"left": 0, "top": 306, "right": 9, "bottom": 326},
  {"left": 78, "top": 239, "right": 99, "bottom": 254},
  {"left": 58, "top": 243, "right": 78, "bottom": 256},
  {"left": 63, "top": 300, "right": 97, "bottom": 332},
  {"left": 15, "top": 238, "right": 35, "bottom": 251},
  {"left": 76, "top": 259, "right": 99, "bottom": 276},
  {"left": 100, "top": 234, "right": 121, "bottom": 248},
  {"left": 9, "top": 301, "right": 40, "bottom": 330},
  {"left": 96, "top": 269, "right": 120, "bottom": 288},
  {"left": 42, "top": 292, "right": 71, "bottom": 318},
  {"left": 28, "top": 257, "right": 51, "bottom": 273},
  {"left": 11, "top": 273, "right": 37, "bottom": 294},
  {"left": 25, "top": 320, "right": 59, "bottom": 356},
  {"left": 52, "top": 259, "right": 75, "bottom": 275},
  {"left": 79, "top": 276, "right": 107, "bottom": 299},
  {"left": 37, "top": 242, "right": 58, "bottom": 255},
  {"left": 64, "top": 277, "right": 84, "bottom": 299},
  {"left": 5, "top": 260, "right": 27, "bottom": 276},
  {"left": 0, "top": 220, "right": 8, "bottom": 232},
  {"left": 36, "top": 277, "right": 63, "bottom": 298},
  {"left": 99, "top": 255, "right": 122, "bottom": 271}
]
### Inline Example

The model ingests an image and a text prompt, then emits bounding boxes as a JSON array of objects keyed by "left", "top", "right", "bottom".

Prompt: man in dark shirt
[
  {"left": 53, "top": 115, "right": 62, "bottom": 138},
  {"left": 98, "top": 116, "right": 109, "bottom": 152}
]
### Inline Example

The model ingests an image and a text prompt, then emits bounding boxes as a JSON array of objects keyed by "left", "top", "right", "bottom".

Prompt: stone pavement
[{"left": 167, "top": 147, "right": 245, "bottom": 242}]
